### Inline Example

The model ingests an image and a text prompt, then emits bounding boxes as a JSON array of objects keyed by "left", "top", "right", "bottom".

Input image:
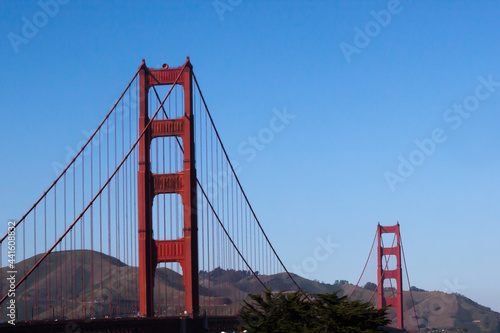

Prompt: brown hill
[
  {"left": 344, "top": 284, "right": 500, "bottom": 333},
  {"left": 1, "top": 250, "right": 499, "bottom": 333}
]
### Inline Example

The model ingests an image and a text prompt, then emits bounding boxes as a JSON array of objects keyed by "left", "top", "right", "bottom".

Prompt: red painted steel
[
  {"left": 155, "top": 239, "right": 186, "bottom": 285},
  {"left": 138, "top": 58, "right": 199, "bottom": 318},
  {"left": 138, "top": 60, "right": 154, "bottom": 317},
  {"left": 0, "top": 56, "right": 311, "bottom": 323},
  {"left": 152, "top": 173, "right": 184, "bottom": 195},
  {"left": 377, "top": 222, "right": 404, "bottom": 330},
  {"left": 151, "top": 118, "right": 186, "bottom": 138}
]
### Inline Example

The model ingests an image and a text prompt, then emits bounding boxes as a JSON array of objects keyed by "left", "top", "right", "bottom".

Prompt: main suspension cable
[
  {"left": 149, "top": 85, "right": 269, "bottom": 291},
  {"left": 348, "top": 229, "right": 377, "bottom": 299},
  {"left": 192, "top": 72, "right": 309, "bottom": 300},
  {"left": 0, "top": 62, "right": 187, "bottom": 306},
  {"left": 368, "top": 231, "right": 397, "bottom": 303},
  {"left": 401, "top": 234, "right": 421, "bottom": 332},
  {"left": 0, "top": 67, "right": 142, "bottom": 244}
]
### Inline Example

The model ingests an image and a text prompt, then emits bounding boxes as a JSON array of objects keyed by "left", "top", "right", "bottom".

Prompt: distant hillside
[
  {"left": 344, "top": 284, "right": 500, "bottom": 333},
  {"left": 1, "top": 250, "right": 499, "bottom": 332}
]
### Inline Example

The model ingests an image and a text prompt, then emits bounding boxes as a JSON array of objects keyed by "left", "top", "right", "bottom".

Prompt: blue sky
[{"left": 1, "top": 0, "right": 500, "bottom": 312}]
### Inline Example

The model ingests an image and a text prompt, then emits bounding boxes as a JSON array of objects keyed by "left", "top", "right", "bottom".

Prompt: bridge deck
[{"left": 0, "top": 316, "right": 239, "bottom": 333}]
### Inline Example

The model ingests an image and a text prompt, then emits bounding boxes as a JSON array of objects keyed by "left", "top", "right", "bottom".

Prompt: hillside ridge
[{"left": 1, "top": 250, "right": 499, "bottom": 332}]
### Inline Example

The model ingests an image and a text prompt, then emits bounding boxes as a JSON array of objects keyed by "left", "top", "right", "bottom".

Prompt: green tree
[
  {"left": 238, "top": 290, "right": 390, "bottom": 333},
  {"left": 363, "top": 282, "right": 378, "bottom": 291},
  {"left": 238, "top": 291, "right": 314, "bottom": 332}
]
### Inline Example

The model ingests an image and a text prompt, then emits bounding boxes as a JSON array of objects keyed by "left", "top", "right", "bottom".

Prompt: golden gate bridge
[{"left": 0, "top": 58, "right": 418, "bottom": 332}]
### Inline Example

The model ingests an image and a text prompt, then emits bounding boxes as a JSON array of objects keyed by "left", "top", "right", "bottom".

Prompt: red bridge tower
[
  {"left": 377, "top": 222, "right": 404, "bottom": 330},
  {"left": 137, "top": 58, "right": 199, "bottom": 318}
]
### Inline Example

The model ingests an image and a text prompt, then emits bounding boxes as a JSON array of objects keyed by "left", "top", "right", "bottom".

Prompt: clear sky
[{"left": 1, "top": 0, "right": 500, "bottom": 312}]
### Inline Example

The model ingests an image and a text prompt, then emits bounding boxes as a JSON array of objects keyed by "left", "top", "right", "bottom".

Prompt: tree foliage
[
  {"left": 238, "top": 290, "right": 390, "bottom": 333},
  {"left": 363, "top": 282, "right": 378, "bottom": 291}
]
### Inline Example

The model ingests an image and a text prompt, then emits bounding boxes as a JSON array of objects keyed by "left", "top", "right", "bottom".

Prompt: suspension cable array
[
  {"left": 0, "top": 59, "right": 304, "bottom": 321},
  {"left": 192, "top": 72, "right": 309, "bottom": 301}
]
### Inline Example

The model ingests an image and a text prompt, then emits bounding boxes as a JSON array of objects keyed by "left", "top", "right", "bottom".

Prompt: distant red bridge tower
[
  {"left": 377, "top": 222, "right": 404, "bottom": 330},
  {"left": 137, "top": 58, "right": 199, "bottom": 318}
]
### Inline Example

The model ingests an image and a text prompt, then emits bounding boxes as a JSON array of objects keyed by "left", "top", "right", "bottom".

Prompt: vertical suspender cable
[
  {"left": 99, "top": 129, "right": 103, "bottom": 314},
  {"left": 81, "top": 148, "right": 85, "bottom": 313}
]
